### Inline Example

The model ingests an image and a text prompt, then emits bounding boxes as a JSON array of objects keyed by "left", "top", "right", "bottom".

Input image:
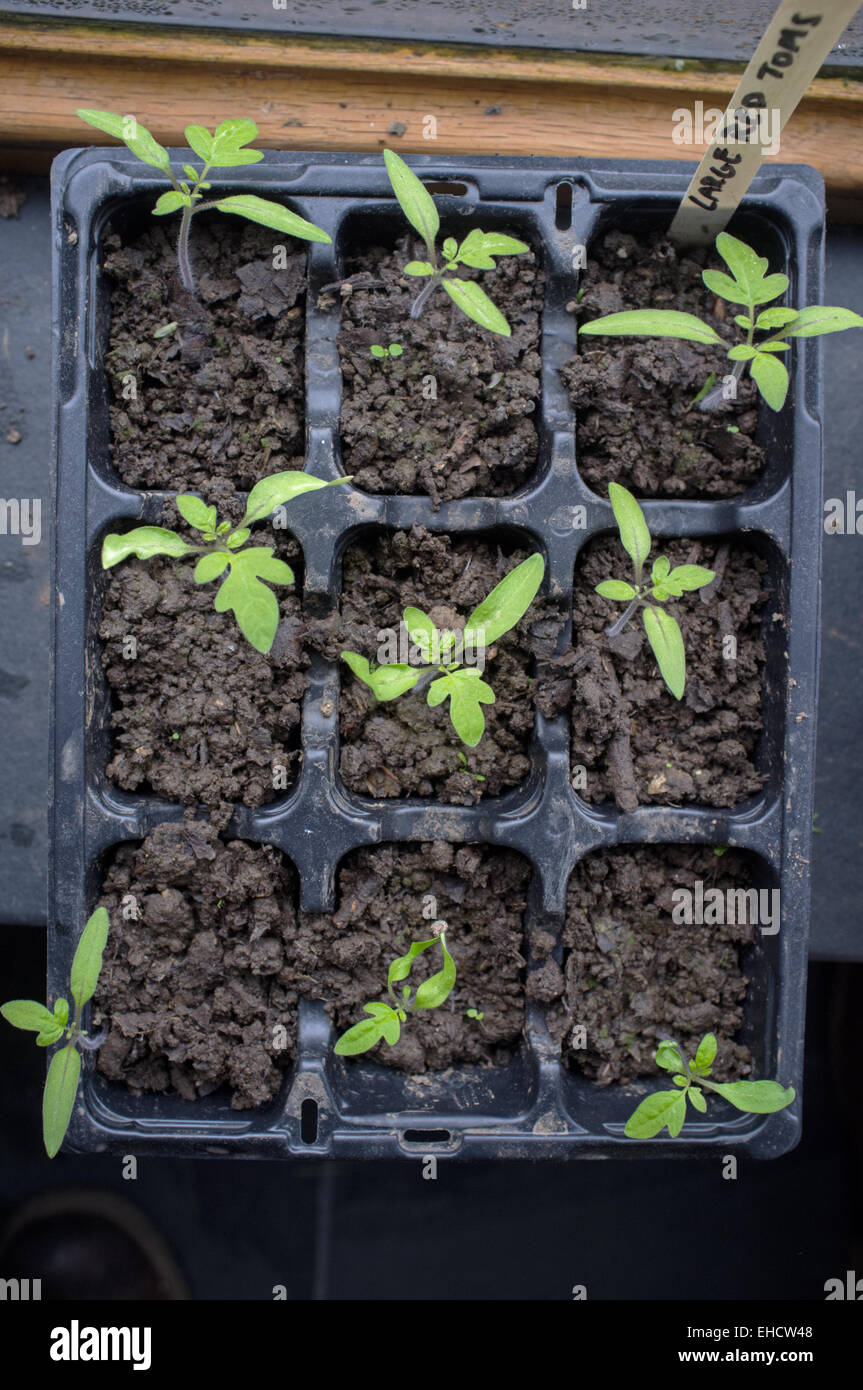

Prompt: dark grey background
[{"left": 0, "top": 0, "right": 862, "bottom": 67}]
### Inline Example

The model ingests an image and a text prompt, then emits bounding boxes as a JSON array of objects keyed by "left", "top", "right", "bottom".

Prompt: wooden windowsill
[{"left": 0, "top": 17, "right": 861, "bottom": 219}]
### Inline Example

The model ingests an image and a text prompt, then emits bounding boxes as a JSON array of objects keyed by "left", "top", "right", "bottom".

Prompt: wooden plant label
[{"left": 669, "top": 0, "right": 861, "bottom": 244}]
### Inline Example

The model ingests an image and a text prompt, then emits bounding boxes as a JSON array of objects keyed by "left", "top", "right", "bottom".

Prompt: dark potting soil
[
  {"left": 95, "top": 828, "right": 528, "bottom": 1100},
  {"left": 99, "top": 498, "right": 307, "bottom": 823},
  {"left": 562, "top": 229, "right": 768, "bottom": 498},
  {"left": 95, "top": 820, "right": 299, "bottom": 1110},
  {"left": 332, "top": 234, "right": 543, "bottom": 504},
  {"left": 103, "top": 217, "right": 307, "bottom": 493},
  {"left": 570, "top": 536, "right": 770, "bottom": 811},
  {"left": 537, "top": 845, "right": 753, "bottom": 1084},
  {"left": 303, "top": 841, "right": 529, "bottom": 1071},
  {"left": 305, "top": 527, "right": 565, "bottom": 804}
]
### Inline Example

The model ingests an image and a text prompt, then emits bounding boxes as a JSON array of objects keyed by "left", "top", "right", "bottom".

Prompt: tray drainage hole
[
  {"left": 402, "top": 1128, "right": 451, "bottom": 1145},
  {"left": 300, "top": 1098, "right": 319, "bottom": 1144},
  {"left": 555, "top": 182, "right": 573, "bottom": 231},
  {"left": 421, "top": 181, "right": 468, "bottom": 197}
]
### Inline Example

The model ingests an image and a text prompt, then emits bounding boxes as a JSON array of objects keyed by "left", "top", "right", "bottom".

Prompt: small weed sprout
[
  {"left": 76, "top": 111, "right": 332, "bottom": 294},
  {"left": 1, "top": 907, "right": 110, "bottom": 1157},
  {"left": 597, "top": 483, "right": 714, "bottom": 700},
  {"left": 579, "top": 232, "right": 863, "bottom": 412},
  {"left": 370, "top": 342, "right": 404, "bottom": 360},
  {"left": 624, "top": 1032, "right": 795, "bottom": 1139},
  {"left": 334, "top": 925, "right": 456, "bottom": 1056},
  {"left": 341, "top": 551, "right": 544, "bottom": 746},
  {"left": 383, "top": 148, "right": 528, "bottom": 336},
  {"left": 102, "top": 470, "right": 349, "bottom": 654}
]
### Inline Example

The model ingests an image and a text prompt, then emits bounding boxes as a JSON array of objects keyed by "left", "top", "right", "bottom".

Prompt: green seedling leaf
[
  {"left": 755, "top": 306, "right": 799, "bottom": 331},
  {"left": 403, "top": 607, "right": 454, "bottom": 663},
  {"left": 383, "top": 149, "right": 440, "bottom": 254},
  {"left": 580, "top": 309, "right": 722, "bottom": 346},
  {"left": 43, "top": 1044, "right": 81, "bottom": 1158},
  {"left": 408, "top": 609, "right": 443, "bottom": 653},
  {"left": 375, "top": 1010, "right": 401, "bottom": 1046},
  {"left": 214, "top": 549, "right": 295, "bottom": 654},
  {"left": 714, "top": 231, "right": 764, "bottom": 285},
  {"left": 176, "top": 495, "right": 217, "bottom": 533},
  {"left": 227, "top": 528, "right": 251, "bottom": 549},
  {"left": 333, "top": 1015, "right": 387, "bottom": 1055},
  {"left": 441, "top": 278, "right": 511, "bottom": 336},
  {"left": 184, "top": 124, "right": 214, "bottom": 162},
  {"left": 388, "top": 344, "right": 403, "bottom": 358},
  {"left": 608, "top": 482, "right": 651, "bottom": 578},
  {"left": 689, "top": 1086, "right": 707, "bottom": 1112},
  {"left": 334, "top": 1004, "right": 401, "bottom": 1055},
  {"left": 749, "top": 274, "right": 789, "bottom": 306},
  {"left": 387, "top": 938, "right": 438, "bottom": 989},
  {"left": 431, "top": 671, "right": 495, "bottom": 747},
  {"left": 102, "top": 527, "right": 195, "bottom": 569},
  {"left": 1, "top": 1000, "right": 58, "bottom": 1034},
  {"left": 727, "top": 344, "right": 759, "bottom": 361},
  {"left": 694, "top": 1032, "right": 717, "bottom": 1073},
  {"left": 153, "top": 190, "right": 191, "bottom": 216},
  {"left": 242, "top": 469, "right": 347, "bottom": 526},
  {"left": 53, "top": 998, "right": 70, "bottom": 1027},
  {"left": 708, "top": 1080, "right": 796, "bottom": 1114},
  {"left": 414, "top": 936, "right": 456, "bottom": 1009},
  {"left": 370, "top": 345, "right": 387, "bottom": 358},
  {"left": 596, "top": 579, "right": 637, "bottom": 601},
  {"left": 715, "top": 232, "right": 788, "bottom": 305},
  {"left": 207, "top": 118, "right": 265, "bottom": 166},
  {"left": 750, "top": 351, "right": 789, "bottom": 411},
  {"left": 662, "top": 564, "right": 715, "bottom": 596},
  {"left": 702, "top": 268, "right": 748, "bottom": 303},
  {"left": 655, "top": 1040, "right": 684, "bottom": 1074},
  {"left": 76, "top": 108, "right": 169, "bottom": 170},
  {"left": 341, "top": 653, "right": 421, "bottom": 702},
  {"left": 454, "top": 243, "right": 495, "bottom": 270},
  {"left": 780, "top": 305, "right": 863, "bottom": 338},
  {"left": 426, "top": 674, "right": 451, "bottom": 709},
  {"left": 624, "top": 1089, "right": 688, "bottom": 1139},
  {"left": 404, "top": 261, "right": 434, "bottom": 276},
  {"left": 442, "top": 237, "right": 458, "bottom": 261},
  {"left": 194, "top": 553, "right": 230, "bottom": 584},
  {"left": 36, "top": 1025, "right": 66, "bottom": 1047},
  {"left": 643, "top": 605, "right": 686, "bottom": 700},
  {"left": 651, "top": 556, "right": 670, "bottom": 583},
  {"left": 70, "top": 906, "right": 110, "bottom": 1013},
  {"left": 689, "top": 372, "right": 717, "bottom": 408},
  {"left": 459, "top": 229, "right": 528, "bottom": 260},
  {"left": 463, "top": 552, "right": 545, "bottom": 649},
  {"left": 213, "top": 195, "right": 331, "bottom": 243}
]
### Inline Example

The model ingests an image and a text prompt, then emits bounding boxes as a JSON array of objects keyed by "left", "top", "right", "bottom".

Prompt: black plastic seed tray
[{"left": 50, "top": 150, "right": 823, "bottom": 1159}]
